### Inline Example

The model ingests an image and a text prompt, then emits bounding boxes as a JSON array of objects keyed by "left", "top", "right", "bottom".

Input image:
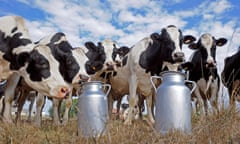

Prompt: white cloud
[{"left": 13, "top": 0, "right": 239, "bottom": 52}]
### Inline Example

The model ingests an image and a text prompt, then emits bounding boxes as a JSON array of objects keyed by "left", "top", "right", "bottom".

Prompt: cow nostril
[
  {"left": 174, "top": 52, "right": 185, "bottom": 58},
  {"left": 61, "top": 87, "right": 68, "bottom": 93}
]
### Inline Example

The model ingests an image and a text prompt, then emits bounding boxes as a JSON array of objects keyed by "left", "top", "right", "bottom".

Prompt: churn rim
[{"left": 160, "top": 71, "right": 186, "bottom": 78}]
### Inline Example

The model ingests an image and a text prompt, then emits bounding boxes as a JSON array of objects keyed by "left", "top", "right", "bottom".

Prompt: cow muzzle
[
  {"left": 57, "top": 86, "right": 69, "bottom": 99},
  {"left": 173, "top": 52, "right": 185, "bottom": 62},
  {"left": 105, "top": 62, "right": 116, "bottom": 71},
  {"left": 206, "top": 62, "right": 216, "bottom": 68}
]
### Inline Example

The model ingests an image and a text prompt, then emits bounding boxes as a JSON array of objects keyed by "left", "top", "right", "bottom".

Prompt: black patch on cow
[
  {"left": 112, "top": 46, "right": 130, "bottom": 62},
  {"left": 26, "top": 50, "right": 51, "bottom": 81},
  {"left": 139, "top": 32, "right": 167, "bottom": 75},
  {"left": 44, "top": 32, "right": 79, "bottom": 83},
  {"left": 139, "top": 25, "right": 187, "bottom": 76},
  {"left": 11, "top": 27, "right": 18, "bottom": 33},
  {"left": 0, "top": 30, "right": 32, "bottom": 70},
  {"left": 221, "top": 48, "right": 240, "bottom": 95},
  {"left": 122, "top": 55, "right": 128, "bottom": 66},
  {"left": 84, "top": 41, "right": 106, "bottom": 74}
]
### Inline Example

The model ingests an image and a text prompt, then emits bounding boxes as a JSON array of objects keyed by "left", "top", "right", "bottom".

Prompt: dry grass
[{"left": 1, "top": 109, "right": 240, "bottom": 144}]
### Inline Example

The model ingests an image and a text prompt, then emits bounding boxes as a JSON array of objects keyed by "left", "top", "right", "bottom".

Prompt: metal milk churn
[
  {"left": 77, "top": 81, "right": 111, "bottom": 137},
  {"left": 151, "top": 71, "right": 196, "bottom": 134}
]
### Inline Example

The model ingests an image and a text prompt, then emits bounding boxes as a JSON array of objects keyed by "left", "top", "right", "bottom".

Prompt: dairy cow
[
  {"left": 32, "top": 33, "right": 104, "bottom": 126},
  {"left": 221, "top": 47, "right": 240, "bottom": 108},
  {"left": 187, "top": 33, "right": 227, "bottom": 115},
  {"left": 0, "top": 16, "right": 70, "bottom": 97},
  {"left": 124, "top": 25, "right": 196, "bottom": 125},
  {"left": 0, "top": 16, "right": 74, "bottom": 122}
]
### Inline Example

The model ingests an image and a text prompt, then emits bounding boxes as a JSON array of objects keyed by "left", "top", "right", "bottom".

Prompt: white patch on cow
[
  {"left": 0, "top": 16, "right": 29, "bottom": 39},
  {"left": 71, "top": 47, "right": 90, "bottom": 84},
  {"left": 54, "top": 35, "right": 67, "bottom": 45},
  {"left": 200, "top": 33, "right": 214, "bottom": 64},
  {"left": 101, "top": 39, "right": 122, "bottom": 71},
  {"left": 102, "top": 39, "right": 118, "bottom": 62},
  {"left": 166, "top": 26, "right": 181, "bottom": 56},
  {"left": 12, "top": 43, "right": 35, "bottom": 54},
  {"left": 205, "top": 75, "right": 213, "bottom": 95}
]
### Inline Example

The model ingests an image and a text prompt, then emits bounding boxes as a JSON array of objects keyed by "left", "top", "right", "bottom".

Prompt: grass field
[{"left": 1, "top": 108, "right": 240, "bottom": 144}]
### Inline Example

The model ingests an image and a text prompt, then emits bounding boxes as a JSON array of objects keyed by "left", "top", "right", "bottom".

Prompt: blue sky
[{"left": 1, "top": 0, "right": 240, "bottom": 111}]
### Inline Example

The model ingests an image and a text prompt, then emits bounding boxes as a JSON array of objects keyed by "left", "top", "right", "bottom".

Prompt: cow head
[
  {"left": 85, "top": 39, "right": 130, "bottom": 73},
  {"left": 14, "top": 45, "right": 71, "bottom": 99},
  {"left": 36, "top": 32, "right": 90, "bottom": 85},
  {"left": 159, "top": 25, "right": 196, "bottom": 63},
  {"left": 139, "top": 25, "right": 196, "bottom": 75},
  {"left": 188, "top": 33, "right": 227, "bottom": 68},
  {"left": 85, "top": 41, "right": 106, "bottom": 75},
  {"left": 0, "top": 16, "right": 71, "bottom": 99}
]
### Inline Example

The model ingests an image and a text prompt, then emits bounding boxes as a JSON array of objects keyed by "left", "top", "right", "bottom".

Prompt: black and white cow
[
  {"left": 124, "top": 25, "right": 196, "bottom": 125},
  {"left": 84, "top": 39, "right": 127, "bottom": 75},
  {"left": 0, "top": 16, "right": 76, "bottom": 122},
  {"left": 187, "top": 33, "right": 227, "bottom": 115},
  {"left": 0, "top": 16, "right": 70, "bottom": 98},
  {"left": 221, "top": 47, "right": 240, "bottom": 107},
  {"left": 32, "top": 33, "right": 104, "bottom": 126}
]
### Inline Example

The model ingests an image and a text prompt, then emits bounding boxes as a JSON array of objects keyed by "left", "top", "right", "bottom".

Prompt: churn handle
[
  {"left": 150, "top": 76, "right": 162, "bottom": 92},
  {"left": 103, "top": 84, "right": 111, "bottom": 97},
  {"left": 76, "top": 86, "right": 83, "bottom": 97},
  {"left": 185, "top": 80, "right": 197, "bottom": 94}
]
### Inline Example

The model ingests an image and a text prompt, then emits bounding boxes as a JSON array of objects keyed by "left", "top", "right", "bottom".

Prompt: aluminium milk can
[
  {"left": 151, "top": 71, "right": 196, "bottom": 134},
  {"left": 77, "top": 81, "right": 111, "bottom": 137}
]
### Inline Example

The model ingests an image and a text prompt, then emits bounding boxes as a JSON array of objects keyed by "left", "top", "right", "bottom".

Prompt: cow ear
[
  {"left": 216, "top": 38, "right": 227, "bottom": 47},
  {"left": 85, "top": 42, "right": 97, "bottom": 51},
  {"left": 188, "top": 43, "right": 198, "bottom": 50},
  {"left": 183, "top": 35, "right": 196, "bottom": 44},
  {"left": 150, "top": 33, "right": 161, "bottom": 41},
  {"left": 119, "top": 46, "right": 130, "bottom": 56}
]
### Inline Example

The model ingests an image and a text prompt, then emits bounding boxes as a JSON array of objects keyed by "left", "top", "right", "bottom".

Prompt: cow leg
[
  {"left": 15, "top": 89, "right": 28, "bottom": 123},
  {"left": 3, "top": 73, "right": 20, "bottom": 123},
  {"left": 52, "top": 98, "right": 61, "bottom": 125},
  {"left": 193, "top": 87, "right": 205, "bottom": 116},
  {"left": 116, "top": 96, "right": 123, "bottom": 119},
  {"left": 145, "top": 93, "right": 155, "bottom": 124},
  {"left": 28, "top": 92, "right": 36, "bottom": 122},
  {"left": 62, "top": 91, "right": 73, "bottom": 125},
  {"left": 124, "top": 74, "right": 138, "bottom": 125},
  {"left": 203, "top": 99, "right": 208, "bottom": 115},
  {"left": 33, "top": 93, "right": 45, "bottom": 127},
  {"left": 108, "top": 92, "right": 114, "bottom": 119},
  {"left": 209, "top": 80, "right": 219, "bottom": 115}
]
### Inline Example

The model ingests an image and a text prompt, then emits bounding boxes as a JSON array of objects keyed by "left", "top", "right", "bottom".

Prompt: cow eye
[
  {"left": 66, "top": 57, "right": 73, "bottom": 65},
  {"left": 36, "top": 63, "right": 49, "bottom": 69}
]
